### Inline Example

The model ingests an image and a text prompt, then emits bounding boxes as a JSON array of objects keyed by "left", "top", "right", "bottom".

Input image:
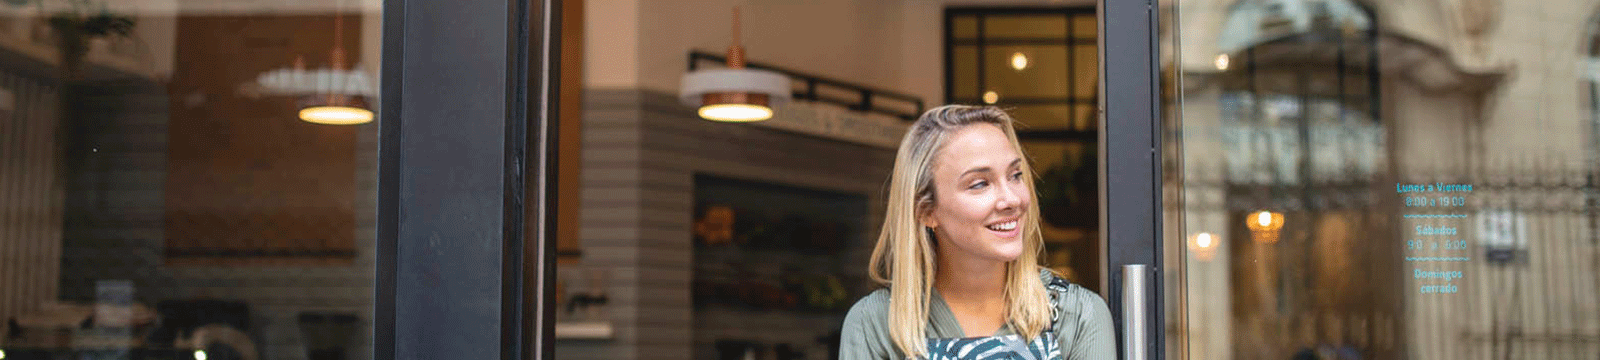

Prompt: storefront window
[
  {"left": 1167, "top": 0, "right": 1600, "bottom": 358},
  {"left": 0, "top": 1, "right": 380, "bottom": 359},
  {"left": 947, "top": 7, "right": 1103, "bottom": 291}
]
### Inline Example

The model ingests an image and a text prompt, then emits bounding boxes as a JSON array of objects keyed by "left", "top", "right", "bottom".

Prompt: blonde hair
[{"left": 868, "top": 105, "right": 1052, "bottom": 358}]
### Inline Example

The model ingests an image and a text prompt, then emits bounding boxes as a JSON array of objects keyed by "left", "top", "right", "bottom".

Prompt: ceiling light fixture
[
  {"left": 246, "top": 0, "right": 374, "bottom": 125},
  {"left": 679, "top": 7, "right": 789, "bottom": 122},
  {"left": 297, "top": 4, "right": 372, "bottom": 125}
]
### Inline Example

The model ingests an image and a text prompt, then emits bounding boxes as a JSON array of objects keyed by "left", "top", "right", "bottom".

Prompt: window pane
[
  {"left": 1071, "top": 14, "right": 1096, "bottom": 38},
  {"left": 1073, "top": 44, "right": 1098, "bottom": 99},
  {"left": 1, "top": 2, "right": 382, "bottom": 360},
  {"left": 1011, "top": 105, "right": 1074, "bottom": 130},
  {"left": 1166, "top": 2, "right": 1600, "bottom": 359},
  {"left": 1075, "top": 104, "right": 1097, "bottom": 130},
  {"left": 1021, "top": 140, "right": 1099, "bottom": 290},
  {"left": 986, "top": 45, "right": 1070, "bottom": 99}
]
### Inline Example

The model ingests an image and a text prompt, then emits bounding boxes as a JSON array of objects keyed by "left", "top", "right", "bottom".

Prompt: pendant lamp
[
  {"left": 679, "top": 7, "right": 789, "bottom": 122},
  {"left": 298, "top": 5, "right": 372, "bottom": 125}
]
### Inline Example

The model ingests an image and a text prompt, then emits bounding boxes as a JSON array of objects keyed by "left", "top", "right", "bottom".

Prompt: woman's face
[{"left": 921, "top": 123, "right": 1031, "bottom": 264}]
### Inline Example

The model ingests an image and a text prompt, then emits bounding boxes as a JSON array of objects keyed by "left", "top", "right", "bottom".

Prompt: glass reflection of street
[{"left": 1169, "top": 0, "right": 1600, "bottom": 359}]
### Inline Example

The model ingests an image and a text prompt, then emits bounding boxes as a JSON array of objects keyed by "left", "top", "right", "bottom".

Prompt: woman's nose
[{"left": 996, "top": 181, "right": 1022, "bottom": 210}]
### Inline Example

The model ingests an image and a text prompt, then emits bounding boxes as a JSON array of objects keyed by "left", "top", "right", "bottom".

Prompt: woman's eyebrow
[{"left": 959, "top": 159, "right": 1024, "bottom": 177}]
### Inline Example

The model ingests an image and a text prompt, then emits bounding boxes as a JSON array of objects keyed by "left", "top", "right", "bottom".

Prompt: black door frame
[
  {"left": 374, "top": 0, "right": 561, "bottom": 359},
  {"left": 1100, "top": 0, "right": 1164, "bottom": 359},
  {"left": 369, "top": 0, "right": 1162, "bottom": 358}
]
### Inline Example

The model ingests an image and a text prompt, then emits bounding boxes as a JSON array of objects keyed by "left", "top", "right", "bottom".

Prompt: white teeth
[{"left": 987, "top": 221, "right": 1017, "bottom": 231}]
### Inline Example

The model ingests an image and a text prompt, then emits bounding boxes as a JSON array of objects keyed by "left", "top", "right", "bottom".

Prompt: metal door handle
[{"left": 1121, "top": 264, "right": 1149, "bottom": 360}]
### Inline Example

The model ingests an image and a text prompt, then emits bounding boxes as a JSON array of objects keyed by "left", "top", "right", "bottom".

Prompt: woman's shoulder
[
  {"left": 1039, "top": 268, "right": 1117, "bottom": 358},
  {"left": 1038, "top": 269, "right": 1108, "bottom": 323},
  {"left": 839, "top": 288, "right": 896, "bottom": 357},
  {"left": 844, "top": 288, "right": 896, "bottom": 344},
  {"left": 843, "top": 287, "right": 891, "bottom": 326}
]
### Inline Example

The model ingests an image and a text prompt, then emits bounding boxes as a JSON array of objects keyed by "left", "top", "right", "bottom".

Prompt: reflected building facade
[{"left": 1169, "top": 0, "right": 1600, "bottom": 359}]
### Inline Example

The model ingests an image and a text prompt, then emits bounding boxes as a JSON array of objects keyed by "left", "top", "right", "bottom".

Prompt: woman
[{"left": 840, "top": 105, "right": 1114, "bottom": 360}]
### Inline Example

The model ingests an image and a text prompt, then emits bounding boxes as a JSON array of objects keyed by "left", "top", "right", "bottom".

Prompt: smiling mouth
[{"left": 986, "top": 220, "right": 1018, "bottom": 232}]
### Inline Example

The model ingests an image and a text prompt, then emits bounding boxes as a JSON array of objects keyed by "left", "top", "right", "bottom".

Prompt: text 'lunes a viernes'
[{"left": 1399, "top": 182, "right": 1473, "bottom": 295}]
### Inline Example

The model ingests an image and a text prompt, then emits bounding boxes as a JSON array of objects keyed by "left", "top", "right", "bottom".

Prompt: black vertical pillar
[
  {"left": 376, "top": 0, "right": 558, "bottom": 359},
  {"left": 1100, "top": 0, "right": 1163, "bottom": 358}
]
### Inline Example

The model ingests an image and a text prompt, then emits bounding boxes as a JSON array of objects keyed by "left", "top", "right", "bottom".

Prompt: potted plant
[{"left": 8, "top": 0, "right": 136, "bottom": 78}]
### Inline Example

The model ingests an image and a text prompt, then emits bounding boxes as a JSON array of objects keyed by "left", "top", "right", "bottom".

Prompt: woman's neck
[
  {"left": 934, "top": 248, "right": 1009, "bottom": 336},
  {"left": 934, "top": 249, "right": 1007, "bottom": 305}
]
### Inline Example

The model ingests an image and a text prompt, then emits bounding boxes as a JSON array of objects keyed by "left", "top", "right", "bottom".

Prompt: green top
[{"left": 838, "top": 270, "right": 1116, "bottom": 360}]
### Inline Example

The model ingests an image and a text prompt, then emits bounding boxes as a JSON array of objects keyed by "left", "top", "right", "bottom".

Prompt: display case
[{"left": 690, "top": 174, "right": 870, "bottom": 360}]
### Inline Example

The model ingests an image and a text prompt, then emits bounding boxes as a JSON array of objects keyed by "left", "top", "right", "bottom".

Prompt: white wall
[
  {"left": 585, "top": 0, "right": 640, "bottom": 88},
  {"left": 584, "top": 0, "right": 1093, "bottom": 106},
  {"left": 634, "top": 0, "right": 907, "bottom": 95}
]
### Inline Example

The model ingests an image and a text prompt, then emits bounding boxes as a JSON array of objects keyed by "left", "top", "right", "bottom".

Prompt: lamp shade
[
  {"left": 255, "top": 67, "right": 375, "bottom": 97},
  {"left": 298, "top": 94, "right": 373, "bottom": 125},
  {"left": 680, "top": 68, "right": 790, "bottom": 122}
]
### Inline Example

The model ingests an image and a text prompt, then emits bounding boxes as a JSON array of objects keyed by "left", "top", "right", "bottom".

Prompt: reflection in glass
[
  {"left": 1168, "top": 0, "right": 1600, "bottom": 359},
  {"left": 0, "top": 2, "right": 381, "bottom": 360}
]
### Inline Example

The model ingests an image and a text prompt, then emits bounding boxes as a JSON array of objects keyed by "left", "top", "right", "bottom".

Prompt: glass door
[
  {"left": 1160, "top": 0, "right": 1600, "bottom": 359},
  {"left": 0, "top": 0, "right": 561, "bottom": 359}
]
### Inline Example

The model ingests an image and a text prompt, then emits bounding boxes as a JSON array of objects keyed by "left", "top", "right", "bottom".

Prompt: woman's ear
[{"left": 917, "top": 203, "right": 939, "bottom": 229}]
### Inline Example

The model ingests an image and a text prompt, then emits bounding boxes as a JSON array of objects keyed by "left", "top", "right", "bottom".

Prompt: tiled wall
[{"left": 0, "top": 71, "right": 61, "bottom": 327}]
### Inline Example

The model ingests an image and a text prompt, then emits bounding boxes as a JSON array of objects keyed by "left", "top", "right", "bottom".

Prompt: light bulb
[
  {"left": 1257, "top": 211, "right": 1272, "bottom": 227},
  {"left": 983, "top": 91, "right": 1000, "bottom": 104},
  {"left": 299, "top": 106, "right": 374, "bottom": 125},
  {"left": 194, "top": 350, "right": 208, "bottom": 360},
  {"left": 1196, "top": 233, "right": 1213, "bottom": 248},
  {"left": 1215, "top": 54, "right": 1230, "bottom": 71},
  {"left": 698, "top": 104, "right": 773, "bottom": 122},
  {"left": 1011, "top": 52, "right": 1029, "bottom": 71}
]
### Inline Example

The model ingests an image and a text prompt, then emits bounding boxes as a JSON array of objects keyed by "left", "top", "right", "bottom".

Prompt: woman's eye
[
  {"left": 1010, "top": 171, "right": 1024, "bottom": 181},
  {"left": 968, "top": 180, "right": 988, "bottom": 190}
]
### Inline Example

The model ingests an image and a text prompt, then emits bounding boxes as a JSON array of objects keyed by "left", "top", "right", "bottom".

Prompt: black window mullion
[
  {"left": 978, "top": 14, "right": 987, "bottom": 101},
  {"left": 1066, "top": 13, "right": 1078, "bottom": 130},
  {"left": 945, "top": 13, "right": 955, "bottom": 104}
]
